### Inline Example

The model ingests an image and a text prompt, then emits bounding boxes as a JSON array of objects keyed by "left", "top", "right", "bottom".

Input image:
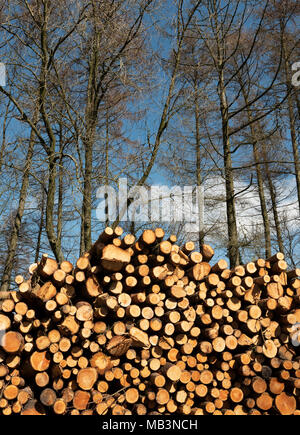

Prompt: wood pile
[{"left": 0, "top": 227, "right": 299, "bottom": 415}]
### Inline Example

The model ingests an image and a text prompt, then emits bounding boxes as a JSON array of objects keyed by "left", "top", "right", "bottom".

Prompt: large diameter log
[
  {"left": 85, "top": 276, "right": 101, "bottom": 297},
  {"left": 35, "top": 282, "right": 57, "bottom": 302},
  {"left": 21, "top": 400, "right": 46, "bottom": 415},
  {"left": 30, "top": 351, "right": 51, "bottom": 372},
  {"left": 275, "top": 393, "right": 297, "bottom": 415},
  {"left": 156, "top": 389, "right": 170, "bottom": 405},
  {"left": 91, "top": 352, "right": 112, "bottom": 375},
  {"left": 76, "top": 302, "right": 93, "bottom": 321},
  {"left": 1, "top": 331, "right": 24, "bottom": 353},
  {"left": 267, "top": 283, "right": 284, "bottom": 299},
  {"left": 140, "top": 230, "right": 156, "bottom": 246},
  {"left": 73, "top": 390, "right": 91, "bottom": 411},
  {"left": 101, "top": 245, "right": 131, "bottom": 271},
  {"left": 188, "top": 263, "right": 211, "bottom": 281},
  {"left": 77, "top": 368, "right": 98, "bottom": 391},
  {"left": 40, "top": 388, "right": 57, "bottom": 407},
  {"left": 59, "top": 316, "right": 80, "bottom": 335},
  {"left": 129, "top": 327, "right": 150, "bottom": 347},
  {"left": 161, "top": 363, "right": 182, "bottom": 381},
  {"left": 201, "top": 245, "right": 215, "bottom": 261},
  {"left": 0, "top": 314, "right": 11, "bottom": 331},
  {"left": 60, "top": 261, "right": 73, "bottom": 274},
  {"left": 269, "top": 378, "right": 285, "bottom": 395},
  {"left": 125, "top": 388, "right": 139, "bottom": 404},
  {"left": 38, "top": 255, "right": 58, "bottom": 278},
  {"left": 262, "top": 340, "right": 278, "bottom": 359},
  {"left": 106, "top": 336, "right": 132, "bottom": 357},
  {"left": 230, "top": 388, "right": 244, "bottom": 403},
  {"left": 3, "top": 385, "right": 19, "bottom": 400}
]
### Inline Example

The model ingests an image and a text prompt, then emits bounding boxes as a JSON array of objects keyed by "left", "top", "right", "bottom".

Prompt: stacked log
[{"left": 0, "top": 227, "right": 299, "bottom": 415}]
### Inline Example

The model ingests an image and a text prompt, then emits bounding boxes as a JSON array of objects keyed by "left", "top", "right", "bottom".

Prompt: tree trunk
[
  {"left": 242, "top": 97, "right": 271, "bottom": 258},
  {"left": 0, "top": 101, "right": 10, "bottom": 176},
  {"left": 218, "top": 71, "right": 240, "bottom": 267},
  {"left": 57, "top": 137, "right": 64, "bottom": 257},
  {"left": 80, "top": 26, "right": 99, "bottom": 254},
  {"left": 105, "top": 111, "right": 110, "bottom": 228},
  {"left": 252, "top": 141, "right": 271, "bottom": 258},
  {"left": 194, "top": 80, "right": 205, "bottom": 248},
  {"left": 81, "top": 128, "right": 94, "bottom": 254},
  {"left": 46, "top": 155, "right": 64, "bottom": 263},
  {"left": 35, "top": 186, "right": 46, "bottom": 264},
  {"left": 267, "top": 173, "right": 284, "bottom": 254},
  {"left": 40, "top": 3, "right": 64, "bottom": 263},
  {"left": 0, "top": 128, "right": 35, "bottom": 292},
  {"left": 262, "top": 144, "right": 284, "bottom": 254}
]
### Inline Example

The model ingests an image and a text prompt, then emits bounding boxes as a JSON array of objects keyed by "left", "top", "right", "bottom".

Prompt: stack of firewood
[{"left": 0, "top": 227, "right": 299, "bottom": 415}]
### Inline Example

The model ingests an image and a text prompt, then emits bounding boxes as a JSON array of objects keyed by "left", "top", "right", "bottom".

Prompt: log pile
[{"left": 0, "top": 227, "right": 299, "bottom": 415}]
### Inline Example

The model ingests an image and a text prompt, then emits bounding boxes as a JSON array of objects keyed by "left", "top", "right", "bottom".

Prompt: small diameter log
[
  {"left": 35, "top": 372, "right": 50, "bottom": 388},
  {"left": 76, "top": 302, "right": 93, "bottom": 322},
  {"left": 201, "top": 245, "right": 215, "bottom": 261},
  {"left": 60, "top": 261, "right": 73, "bottom": 274},
  {"left": 40, "top": 389, "right": 57, "bottom": 407},
  {"left": 125, "top": 388, "right": 139, "bottom": 404},
  {"left": 230, "top": 388, "right": 244, "bottom": 404},
  {"left": 156, "top": 389, "right": 170, "bottom": 405},
  {"left": 52, "top": 270, "right": 66, "bottom": 287},
  {"left": 53, "top": 399, "right": 67, "bottom": 415}
]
